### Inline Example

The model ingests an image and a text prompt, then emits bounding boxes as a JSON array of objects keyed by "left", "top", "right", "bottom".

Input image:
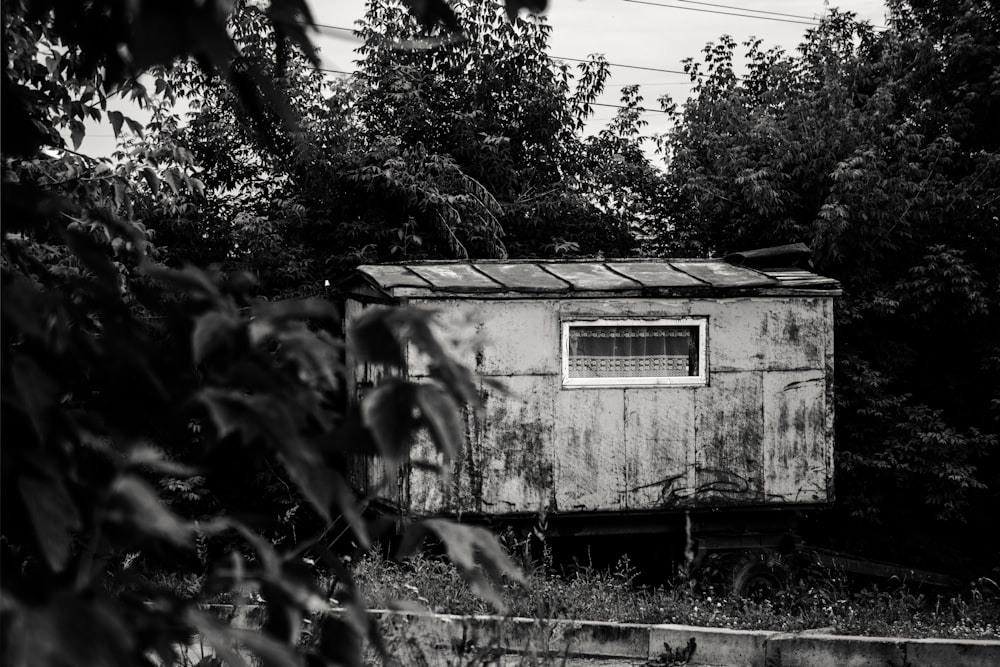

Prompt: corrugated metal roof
[{"left": 346, "top": 260, "right": 840, "bottom": 295}]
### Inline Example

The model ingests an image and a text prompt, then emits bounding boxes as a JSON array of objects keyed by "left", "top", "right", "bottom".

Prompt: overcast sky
[{"left": 75, "top": 0, "right": 888, "bottom": 160}]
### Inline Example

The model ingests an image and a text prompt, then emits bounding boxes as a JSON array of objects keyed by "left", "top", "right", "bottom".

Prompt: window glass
[{"left": 562, "top": 319, "right": 706, "bottom": 387}]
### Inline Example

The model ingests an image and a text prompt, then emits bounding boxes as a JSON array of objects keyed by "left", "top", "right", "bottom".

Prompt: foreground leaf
[
  {"left": 361, "top": 378, "right": 419, "bottom": 470},
  {"left": 413, "top": 383, "right": 464, "bottom": 462},
  {"left": 108, "top": 475, "right": 195, "bottom": 548},
  {"left": 186, "top": 609, "right": 249, "bottom": 667},
  {"left": 18, "top": 471, "right": 82, "bottom": 573},
  {"left": 11, "top": 356, "right": 58, "bottom": 442},
  {"left": 397, "top": 519, "right": 524, "bottom": 613},
  {"left": 192, "top": 310, "right": 242, "bottom": 364},
  {"left": 4, "top": 593, "right": 134, "bottom": 667}
]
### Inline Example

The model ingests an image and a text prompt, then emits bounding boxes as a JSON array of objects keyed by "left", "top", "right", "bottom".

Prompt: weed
[
  {"left": 643, "top": 637, "right": 696, "bottom": 666},
  {"left": 349, "top": 551, "right": 1000, "bottom": 640}
]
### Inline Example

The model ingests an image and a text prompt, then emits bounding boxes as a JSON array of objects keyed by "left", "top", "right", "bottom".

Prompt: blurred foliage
[
  {"left": 1, "top": 1, "right": 539, "bottom": 665},
  {"left": 653, "top": 3, "right": 999, "bottom": 567}
]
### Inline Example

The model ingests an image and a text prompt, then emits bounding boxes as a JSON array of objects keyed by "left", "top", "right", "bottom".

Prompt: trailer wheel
[{"left": 731, "top": 554, "right": 789, "bottom": 599}]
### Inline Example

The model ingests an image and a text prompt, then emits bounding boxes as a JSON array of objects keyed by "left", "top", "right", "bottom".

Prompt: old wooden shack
[{"left": 339, "top": 256, "right": 841, "bottom": 541}]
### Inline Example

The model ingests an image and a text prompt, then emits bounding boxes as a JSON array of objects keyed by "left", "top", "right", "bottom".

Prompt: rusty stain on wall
[
  {"left": 554, "top": 388, "right": 626, "bottom": 510},
  {"left": 763, "top": 371, "right": 827, "bottom": 502},
  {"left": 348, "top": 290, "right": 836, "bottom": 516},
  {"left": 624, "top": 388, "right": 694, "bottom": 509},
  {"left": 695, "top": 371, "right": 765, "bottom": 503}
]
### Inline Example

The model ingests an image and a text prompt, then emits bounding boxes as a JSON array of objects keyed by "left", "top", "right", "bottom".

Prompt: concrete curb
[{"left": 205, "top": 605, "right": 1000, "bottom": 666}]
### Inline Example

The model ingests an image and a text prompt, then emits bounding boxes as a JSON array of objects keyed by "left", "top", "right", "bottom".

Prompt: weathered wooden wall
[{"left": 379, "top": 295, "right": 834, "bottom": 515}]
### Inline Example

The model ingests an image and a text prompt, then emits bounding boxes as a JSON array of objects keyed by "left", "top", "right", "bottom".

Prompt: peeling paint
[
  {"left": 695, "top": 372, "right": 765, "bottom": 504},
  {"left": 350, "top": 291, "right": 836, "bottom": 517}
]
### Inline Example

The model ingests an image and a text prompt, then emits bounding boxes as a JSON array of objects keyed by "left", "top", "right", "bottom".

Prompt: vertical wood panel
[
  {"left": 409, "top": 375, "right": 559, "bottom": 514},
  {"left": 761, "top": 297, "right": 827, "bottom": 371},
  {"left": 408, "top": 430, "right": 442, "bottom": 514},
  {"left": 698, "top": 299, "right": 767, "bottom": 372},
  {"left": 694, "top": 371, "right": 764, "bottom": 504},
  {"left": 624, "top": 389, "right": 695, "bottom": 509},
  {"left": 763, "top": 370, "right": 829, "bottom": 503},
  {"left": 408, "top": 299, "right": 559, "bottom": 377},
  {"left": 823, "top": 297, "right": 836, "bottom": 501},
  {"left": 468, "top": 375, "right": 558, "bottom": 513},
  {"left": 695, "top": 298, "right": 827, "bottom": 371},
  {"left": 553, "top": 389, "right": 626, "bottom": 511}
]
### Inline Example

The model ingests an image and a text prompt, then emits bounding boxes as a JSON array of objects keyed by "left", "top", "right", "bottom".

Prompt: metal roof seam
[
  {"left": 665, "top": 263, "right": 715, "bottom": 286},
  {"left": 534, "top": 263, "right": 576, "bottom": 290},
  {"left": 600, "top": 262, "right": 647, "bottom": 288},
  {"left": 466, "top": 263, "right": 506, "bottom": 289},
  {"left": 402, "top": 265, "right": 434, "bottom": 287}
]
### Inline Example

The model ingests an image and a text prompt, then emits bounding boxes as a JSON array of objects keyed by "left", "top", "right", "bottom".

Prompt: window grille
[{"left": 562, "top": 319, "right": 707, "bottom": 387}]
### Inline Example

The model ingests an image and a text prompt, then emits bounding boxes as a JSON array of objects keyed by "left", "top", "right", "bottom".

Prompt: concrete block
[
  {"left": 768, "top": 633, "right": 907, "bottom": 667},
  {"left": 543, "top": 620, "right": 650, "bottom": 658},
  {"left": 903, "top": 637, "right": 1000, "bottom": 667},
  {"left": 649, "top": 624, "right": 773, "bottom": 666}
]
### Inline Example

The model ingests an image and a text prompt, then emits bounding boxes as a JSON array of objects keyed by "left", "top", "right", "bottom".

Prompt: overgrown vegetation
[
  {"left": 352, "top": 551, "right": 1000, "bottom": 640},
  {"left": 138, "top": 0, "right": 658, "bottom": 295},
  {"left": 2, "top": 2, "right": 534, "bottom": 665},
  {"left": 4, "top": 0, "right": 1000, "bottom": 665},
  {"left": 653, "top": 1, "right": 1000, "bottom": 570}
]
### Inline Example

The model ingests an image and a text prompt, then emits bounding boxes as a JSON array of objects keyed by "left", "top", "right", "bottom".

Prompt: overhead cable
[
  {"left": 314, "top": 65, "right": 672, "bottom": 112},
  {"left": 640, "top": 1, "right": 887, "bottom": 29},
  {"left": 622, "top": 0, "right": 821, "bottom": 26},
  {"left": 308, "top": 22, "right": 691, "bottom": 77},
  {"left": 670, "top": 0, "right": 823, "bottom": 22}
]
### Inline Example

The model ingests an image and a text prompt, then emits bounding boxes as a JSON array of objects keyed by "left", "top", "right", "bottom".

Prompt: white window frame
[{"left": 561, "top": 317, "right": 708, "bottom": 388}]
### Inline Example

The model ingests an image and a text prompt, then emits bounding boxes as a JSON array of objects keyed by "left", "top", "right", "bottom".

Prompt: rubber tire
[{"left": 730, "top": 555, "right": 789, "bottom": 599}]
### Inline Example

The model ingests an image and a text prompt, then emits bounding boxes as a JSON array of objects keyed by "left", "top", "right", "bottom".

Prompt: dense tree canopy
[
  {"left": 136, "top": 0, "right": 669, "bottom": 296},
  {"left": 654, "top": 2, "right": 999, "bottom": 567}
]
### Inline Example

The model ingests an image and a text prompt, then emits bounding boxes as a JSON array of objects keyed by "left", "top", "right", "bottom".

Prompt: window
[{"left": 561, "top": 318, "right": 707, "bottom": 387}]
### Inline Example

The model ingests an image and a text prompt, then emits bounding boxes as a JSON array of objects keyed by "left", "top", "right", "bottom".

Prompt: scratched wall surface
[
  {"left": 360, "top": 295, "right": 834, "bottom": 514},
  {"left": 409, "top": 375, "right": 558, "bottom": 514}
]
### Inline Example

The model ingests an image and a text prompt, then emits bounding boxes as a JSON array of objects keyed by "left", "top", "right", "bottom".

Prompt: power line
[
  {"left": 320, "top": 56, "right": 689, "bottom": 77},
  {"left": 670, "top": 0, "right": 823, "bottom": 22},
  {"left": 616, "top": 81, "right": 692, "bottom": 85},
  {"left": 551, "top": 56, "right": 687, "bottom": 76},
  {"left": 313, "top": 23, "right": 353, "bottom": 32},
  {"left": 313, "top": 66, "right": 672, "bottom": 112},
  {"left": 306, "top": 22, "right": 690, "bottom": 77},
  {"left": 622, "top": 0, "right": 822, "bottom": 26},
  {"left": 591, "top": 102, "right": 669, "bottom": 112},
  {"left": 656, "top": 1, "right": 887, "bottom": 30}
]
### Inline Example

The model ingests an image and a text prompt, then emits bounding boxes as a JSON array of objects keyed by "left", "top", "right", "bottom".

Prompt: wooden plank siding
[
  {"left": 348, "top": 293, "right": 835, "bottom": 516},
  {"left": 623, "top": 388, "right": 695, "bottom": 509},
  {"left": 694, "top": 371, "right": 765, "bottom": 504},
  {"left": 762, "top": 370, "right": 829, "bottom": 503},
  {"left": 553, "top": 387, "right": 627, "bottom": 511}
]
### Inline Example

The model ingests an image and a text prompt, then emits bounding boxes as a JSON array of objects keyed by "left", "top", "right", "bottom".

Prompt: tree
[
  {"left": 353, "top": 0, "right": 637, "bottom": 259},
  {"left": 653, "top": 4, "right": 999, "bottom": 568},
  {"left": 134, "top": 0, "right": 657, "bottom": 299},
  {"left": 2, "top": 1, "right": 539, "bottom": 664}
]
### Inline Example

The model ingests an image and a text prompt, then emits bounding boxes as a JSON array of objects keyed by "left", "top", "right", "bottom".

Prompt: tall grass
[{"left": 349, "top": 550, "right": 999, "bottom": 639}]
